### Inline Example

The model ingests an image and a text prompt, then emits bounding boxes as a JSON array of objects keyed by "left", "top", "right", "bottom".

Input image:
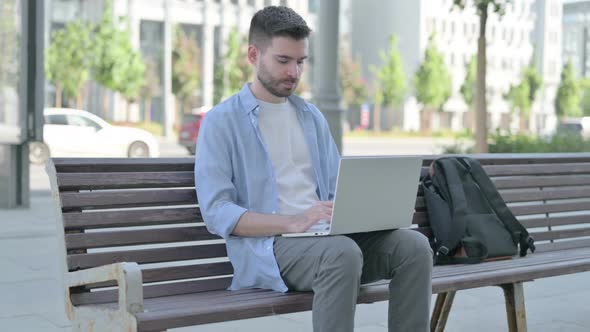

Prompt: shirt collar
[{"left": 238, "top": 83, "right": 310, "bottom": 115}]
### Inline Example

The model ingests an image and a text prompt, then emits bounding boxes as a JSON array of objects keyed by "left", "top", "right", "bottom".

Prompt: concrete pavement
[{"left": 1, "top": 137, "right": 589, "bottom": 331}]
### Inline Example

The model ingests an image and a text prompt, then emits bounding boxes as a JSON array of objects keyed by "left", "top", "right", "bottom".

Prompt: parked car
[
  {"left": 556, "top": 117, "right": 590, "bottom": 139},
  {"left": 178, "top": 106, "right": 208, "bottom": 155},
  {"left": 29, "top": 108, "right": 160, "bottom": 164}
]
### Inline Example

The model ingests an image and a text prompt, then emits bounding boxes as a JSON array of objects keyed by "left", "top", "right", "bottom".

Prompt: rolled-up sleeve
[{"left": 195, "top": 111, "right": 247, "bottom": 239}]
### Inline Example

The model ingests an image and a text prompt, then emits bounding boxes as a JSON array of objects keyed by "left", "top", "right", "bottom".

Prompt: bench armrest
[{"left": 67, "top": 262, "right": 144, "bottom": 314}]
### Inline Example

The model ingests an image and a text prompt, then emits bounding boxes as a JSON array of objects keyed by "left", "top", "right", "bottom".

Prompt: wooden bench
[{"left": 46, "top": 153, "right": 590, "bottom": 332}]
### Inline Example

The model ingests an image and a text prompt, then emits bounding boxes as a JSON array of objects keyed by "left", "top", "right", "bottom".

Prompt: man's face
[{"left": 253, "top": 36, "right": 308, "bottom": 98}]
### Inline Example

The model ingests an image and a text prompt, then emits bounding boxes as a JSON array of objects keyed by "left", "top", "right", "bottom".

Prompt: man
[{"left": 195, "top": 6, "right": 432, "bottom": 332}]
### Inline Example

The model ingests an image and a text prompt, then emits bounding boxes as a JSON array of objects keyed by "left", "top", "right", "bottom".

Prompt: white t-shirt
[{"left": 257, "top": 99, "right": 319, "bottom": 215}]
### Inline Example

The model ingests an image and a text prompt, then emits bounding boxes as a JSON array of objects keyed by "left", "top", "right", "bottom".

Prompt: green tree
[
  {"left": 225, "top": 28, "right": 252, "bottom": 97},
  {"left": 340, "top": 53, "right": 368, "bottom": 108},
  {"left": 460, "top": 55, "right": 477, "bottom": 131},
  {"left": 0, "top": 0, "right": 17, "bottom": 101},
  {"left": 414, "top": 35, "right": 452, "bottom": 133},
  {"left": 45, "top": 21, "right": 94, "bottom": 108},
  {"left": 524, "top": 57, "right": 542, "bottom": 107},
  {"left": 213, "top": 62, "right": 224, "bottom": 104},
  {"left": 93, "top": 0, "right": 145, "bottom": 118},
  {"left": 371, "top": 36, "right": 406, "bottom": 133},
  {"left": 578, "top": 78, "right": 590, "bottom": 117},
  {"left": 453, "top": 0, "right": 511, "bottom": 152},
  {"left": 460, "top": 55, "right": 477, "bottom": 107},
  {"left": 555, "top": 60, "right": 581, "bottom": 118},
  {"left": 505, "top": 78, "right": 530, "bottom": 132},
  {"left": 172, "top": 26, "right": 201, "bottom": 127},
  {"left": 140, "top": 57, "right": 161, "bottom": 123}
]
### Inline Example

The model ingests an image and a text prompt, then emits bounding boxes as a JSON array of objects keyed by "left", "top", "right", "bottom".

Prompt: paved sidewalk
[{"left": 1, "top": 164, "right": 589, "bottom": 331}]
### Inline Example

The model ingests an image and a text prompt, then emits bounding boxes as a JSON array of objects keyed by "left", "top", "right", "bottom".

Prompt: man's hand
[
  {"left": 285, "top": 201, "right": 333, "bottom": 233},
  {"left": 232, "top": 201, "right": 333, "bottom": 237}
]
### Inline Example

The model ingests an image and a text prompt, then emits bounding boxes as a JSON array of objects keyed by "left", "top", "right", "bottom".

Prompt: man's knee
[
  {"left": 390, "top": 229, "right": 433, "bottom": 264},
  {"left": 321, "top": 236, "right": 363, "bottom": 275}
]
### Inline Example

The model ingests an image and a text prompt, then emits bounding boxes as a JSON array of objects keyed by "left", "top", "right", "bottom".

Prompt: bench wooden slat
[
  {"left": 419, "top": 154, "right": 590, "bottom": 166},
  {"left": 529, "top": 227, "right": 590, "bottom": 241},
  {"left": 60, "top": 189, "right": 197, "bottom": 210},
  {"left": 128, "top": 249, "right": 590, "bottom": 332},
  {"left": 501, "top": 187, "right": 590, "bottom": 202},
  {"left": 65, "top": 226, "right": 220, "bottom": 250},
  {"left": 57, "top": 172, "right": 195, "bottom": 190},
  {"left": 483, "top": 163, "right": 590, "bottom": 176},
  {"left": 81, "top": 262, "right": 234, "bottom": 289},
  {"left": 493, "top": 175, "right": 590, "bottom": 189},
  {"left": 71, "top": 277, "right": 234, "bottom": 306},
  {"left": 535, "top": 238, "right": 590, "bottom": 252},
  {"left": 67, "top": 243, "right": 228, "bottom": 270},
  {"left": 63, "top": 208, "right": 202, "bottom": 230},
  {"left": 510, "top": 201, "right": 590, "bottom": 216},
  {"left": 519, "top": 214, "right": 590, "bottom": 228},
  {"left": 53, "top": 158, "right": 194, "bottom": 173},
  {"left": 431, "top": 247, "right": 590, "bottom": 277}
]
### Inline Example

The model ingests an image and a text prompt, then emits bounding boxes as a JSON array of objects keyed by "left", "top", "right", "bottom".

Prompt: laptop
[{"left": 282, "top": 156, "right": 422, "bottom": 237}]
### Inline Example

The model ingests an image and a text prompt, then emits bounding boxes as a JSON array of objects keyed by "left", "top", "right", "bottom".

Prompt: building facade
[
  {"left": 46, "top": 0, "right": 316, "bottom": 138},
  {"left": 563, "top": 0, "right": 590, "bottom": 77},
  {"left": 349, "top": 0, "right": 561, "bottom": 134}
]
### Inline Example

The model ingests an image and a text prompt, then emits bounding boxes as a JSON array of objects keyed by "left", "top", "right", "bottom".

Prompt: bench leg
[
  {"left": 430, "top": 291, "right": 456, "bottom": 332},
  {"left": 501, "top": 282, "right": 527, "bottom": 332}
]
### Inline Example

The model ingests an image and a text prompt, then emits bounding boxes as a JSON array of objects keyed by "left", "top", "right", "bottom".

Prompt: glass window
[
  {"left": 67, "top": 115, "right": 103, "bottom": 131},
  {"left": 308, "top": 0, "right": 318, "bottom": 13},
  {"left": 0, "top": 0, "right": 21, "bottom": 132},
  {"left": 46, "top": 114, "right": 68, "bottom": 125}
]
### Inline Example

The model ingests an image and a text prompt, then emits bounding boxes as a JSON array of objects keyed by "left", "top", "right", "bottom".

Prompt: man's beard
[{"left": 257, "top": 65, "right": 298, "bottom": 98}]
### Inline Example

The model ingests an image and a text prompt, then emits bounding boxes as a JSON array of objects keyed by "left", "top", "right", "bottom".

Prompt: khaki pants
[{"left": 274, "top": 229, "right": 433, "bottom": 332}]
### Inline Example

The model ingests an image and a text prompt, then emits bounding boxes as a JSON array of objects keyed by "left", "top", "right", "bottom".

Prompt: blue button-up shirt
[{"left": 194, "top": 84, "right": 340, "bottom": 292}]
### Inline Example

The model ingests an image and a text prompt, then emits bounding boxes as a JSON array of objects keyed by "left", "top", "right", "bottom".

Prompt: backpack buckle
[{"left": 437, "top": 246, "right": 450, "bottom": 256}]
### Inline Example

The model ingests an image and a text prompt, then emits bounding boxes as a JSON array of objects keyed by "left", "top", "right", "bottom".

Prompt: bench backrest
[{"left": 47, "top": 154, "right": 590, "bottom": 306}]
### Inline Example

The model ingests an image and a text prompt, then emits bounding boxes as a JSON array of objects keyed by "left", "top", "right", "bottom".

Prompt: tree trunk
[
  {"left": 125, "top": 99, "right": 131, "bottom": 123},
  {"left": 520, "top": 112, "right": 528, "bottom": 133},
  {"left": 373, "top": 102, "right": 381, "bottom": 135},
  {"left": 55, "top": 86, "right": 62, "bottom": 108},
  {"left": 76, "top": 93, "right": 83, "bottom": 109},
  {"left": 421, "top": 108, "right": 432, "bottom": 134},
  {"left": 102, "top": 91, "right": 109, "bottom": 118},
  {"left": 475, "top": 3, "right": 489, "bottom": 152},
  {"left": 144, "top": 98, "right": 152, "bottom": 123},
  {"left": 175, "top": 97, "right": 182, "bottom": 132}
]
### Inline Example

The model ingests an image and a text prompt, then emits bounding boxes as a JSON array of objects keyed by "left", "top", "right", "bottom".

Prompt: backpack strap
[
  {"left": 458, "top": 157, "right": 536, "bottom": 256},
  {"left": 436, "top": 236, "right": 488, "bottom": 265},
  {"left": 430, "top": 158, "right": 472, "bottom": 259}
]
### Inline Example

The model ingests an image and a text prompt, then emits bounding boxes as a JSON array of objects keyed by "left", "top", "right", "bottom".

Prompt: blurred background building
[
  {"left": 349, "top": 0, "right": 562, "bottom": 135},
  {"left": 45, "top": 0, "right": 318, "bottom": 138}
]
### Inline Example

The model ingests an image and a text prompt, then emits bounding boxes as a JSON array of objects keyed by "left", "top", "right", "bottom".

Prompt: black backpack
[{"left": 421, "top": 156, "right": 535, "bottom": 265}]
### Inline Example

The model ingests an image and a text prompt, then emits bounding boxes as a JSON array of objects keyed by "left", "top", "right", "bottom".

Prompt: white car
[{"left": 29, "top": 108, "right": 160, "bottom": 164}]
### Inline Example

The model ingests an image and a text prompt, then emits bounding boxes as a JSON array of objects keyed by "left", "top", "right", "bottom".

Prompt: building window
[
  {"left": 308, "top": 0, "right": 319, "bottom": 13},
  {"left": 425, "top": 18, "right": 432, "bottom": 34},
  {"left": 551, "top": 0, "right": 559, "bottom": 17}
]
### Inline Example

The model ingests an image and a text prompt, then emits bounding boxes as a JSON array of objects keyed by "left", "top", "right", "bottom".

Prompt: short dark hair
[{"left": 249, "top": 6, "right": 311, "bottom": 50}]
